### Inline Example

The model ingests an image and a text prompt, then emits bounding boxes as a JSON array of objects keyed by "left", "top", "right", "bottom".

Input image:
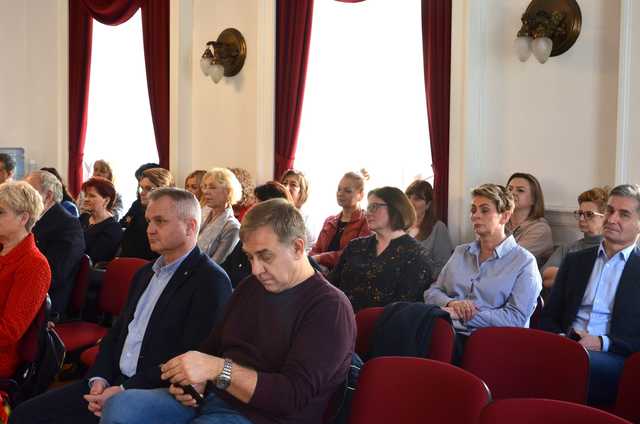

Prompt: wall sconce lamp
[
  {"left": 514, "top": 0, "right": 581, "bottom": 64},
  {"left": 200, "top": 28, "right": 247, "bottom": 83}
]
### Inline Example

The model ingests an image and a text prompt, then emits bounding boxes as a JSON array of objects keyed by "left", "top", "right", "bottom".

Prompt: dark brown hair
[
  {"left": 254, "top": 181, "right": 293, "bottom": 203},
  {"left": 368, "top": 186, "right": 416, "bottom": 231},
  {"left": 507, "top": 172, "right": 545, "bottom": 220},
  {"left": 405, "top": 179, "right": 437, "bottom": 241}
]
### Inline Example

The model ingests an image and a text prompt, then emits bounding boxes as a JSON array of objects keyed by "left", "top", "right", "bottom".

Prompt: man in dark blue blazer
[
  {"left": 11, "top": 188, "right": 232, "bottom": 424},
  {"left": 25, "top": 170, "right": 85, "bottom": 317},
  {"left": 541, "top": 184, "right": 640, "bottom": 405}
]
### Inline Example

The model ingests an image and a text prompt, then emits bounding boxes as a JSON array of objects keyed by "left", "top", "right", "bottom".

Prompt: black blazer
[
  {"left": 80, "top": 214, "right": 123, "bottom": 263},
  {"left": 87, "top": 246, "right": 232, "bottom": 389},
  {"left": 540, "top": 245, "right": 640, "bottom": 356},
  {"left": 32, "top": 203, "right": 86, "bottom": 316}
]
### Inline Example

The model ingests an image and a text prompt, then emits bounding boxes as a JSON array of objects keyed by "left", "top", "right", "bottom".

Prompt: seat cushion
[
  {"left": 56, "top": 322, "right": 108, "bottom": 352},
  {"left": 80, "top": 345, "right": 100, "bottom": 367}
]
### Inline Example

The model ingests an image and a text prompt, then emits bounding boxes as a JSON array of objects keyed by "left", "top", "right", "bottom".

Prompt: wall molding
[
  {"left": 255, "top": 0, "right": 275, "bottom": 183},
  {"left": 615, "top": 0, "right": 632, "bottom": 185}
]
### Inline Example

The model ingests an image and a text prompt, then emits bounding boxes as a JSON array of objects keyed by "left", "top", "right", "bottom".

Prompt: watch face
[{"left": 215, "top": 376, "right": 231, "bottom": 390}]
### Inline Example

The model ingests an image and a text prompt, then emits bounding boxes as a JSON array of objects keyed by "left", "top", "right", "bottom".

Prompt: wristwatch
[{"left": 214, "top": 358, "right": 233, "bottom": 390}]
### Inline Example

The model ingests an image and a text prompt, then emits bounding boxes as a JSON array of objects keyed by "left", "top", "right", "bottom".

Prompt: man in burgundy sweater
[{"left": 100, "top": 198, "right": 356, "bottom": 424}]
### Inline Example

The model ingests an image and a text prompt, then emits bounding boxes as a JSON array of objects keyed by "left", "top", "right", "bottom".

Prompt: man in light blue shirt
[{"left": 541, "top": 184, "right": 640, "bottom": 405}]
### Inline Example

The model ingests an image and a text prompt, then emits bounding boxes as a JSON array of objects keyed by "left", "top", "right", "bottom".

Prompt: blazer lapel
[{"left": 612, "top": 247, "right": 640, "bottom": 314}]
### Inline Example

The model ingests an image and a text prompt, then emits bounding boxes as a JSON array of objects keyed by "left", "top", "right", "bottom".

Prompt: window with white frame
[
  {"left": 83, "top": 11, "right": 158, "bottom": 212},
  {"left": 295, "top": 0, "right": 431, "bottom": 234}
]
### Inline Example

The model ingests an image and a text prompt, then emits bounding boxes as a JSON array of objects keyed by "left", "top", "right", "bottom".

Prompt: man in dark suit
[
  {"left": 25, "top": 170, "right": 85, "bottom": 317},
  {"left": 540, "top": 184, "right": 640, "bottom": 405},
  {"left": 11, "top": 188, "right": 232, "bottom": 424}
]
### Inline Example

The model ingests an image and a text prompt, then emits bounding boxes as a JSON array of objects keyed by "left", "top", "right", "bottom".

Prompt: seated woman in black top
[
  {"left": 79, "top": 177, "right": 123, "bottom": 263},
  {"left": 330, "top": 186, "right": 433, "bottom": 312}
]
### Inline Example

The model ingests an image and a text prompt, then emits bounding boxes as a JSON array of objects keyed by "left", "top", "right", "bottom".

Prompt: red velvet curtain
[
  {"left": 68, "top": 0, "right": 169, "bottom": 195},
  {"left": 422, "top": 0, "right": 452, "bottom": 224},
  {"left": 274, "top": 0, "right": 314, "bottom": 179}
]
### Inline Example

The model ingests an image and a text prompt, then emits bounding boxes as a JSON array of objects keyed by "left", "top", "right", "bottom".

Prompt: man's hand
[
  {"left": 89, "top": 379, "right": 107, "bottom": 395},
  {"left": 575, "top": 330, "right": 602, "bottom": 351},
  {"left": 161, "top": 351, "right": 222, "bottom": 386},
  {"left": 83, "top": 385, "right": 123, "bottom": 417},
  {"left": 169, "top": 383, "right": 206, "bottom": 407},
  {"left": 441, "top": 307, "right": 459, "bottom": 320},
  {"left": 447, "top": 300, "right": 477, "bottom": 322}
]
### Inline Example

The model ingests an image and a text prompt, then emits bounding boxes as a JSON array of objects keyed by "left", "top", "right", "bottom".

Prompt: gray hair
[
  {"left": 30, "top": 170, "right": 63, "bottom": 203},
  {"left": 240, "top": 198, "right": 306, "bottom": 245},
  {"left": 148, "top": 187, "right": 201, "bottom": 232},
  {"left": 0, "top": 181, "right": 44, "bottom": 231},
  {"left": 609, "top": 184, "right": 640, "bottom": 213}
]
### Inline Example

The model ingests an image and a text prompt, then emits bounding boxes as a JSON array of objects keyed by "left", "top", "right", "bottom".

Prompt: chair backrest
[
  {"left": 98, "top": 257, "right": 148, "bottom": 315},
  {"left": 348, "top": 357, "right": 491, "bottom": 424},
  {"left": 18, "top": 297, "right": 51, "bottom": 364},
  {"left": 462, "top": 327, "right": 589, "bottom": 403},
  {"left": 354, "top": 307, "right": 383, "bottom": 357},
  {"left": 615, "top": 352, "right": 640, "bottom": 423},
  {"left": 530, "top": 295, "right": 544, "bottom": 329},
  {"left": 354, "top": 307, "right": 455, "bottom": 362},
  {"left": 69, "top": 254, "right": 92, "bottom": 315},
  {"left": 479, "top": 398, "right": 633, "bottom": 424}
]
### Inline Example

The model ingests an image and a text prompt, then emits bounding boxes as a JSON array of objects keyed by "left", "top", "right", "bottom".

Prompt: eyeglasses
[
  {"left": 138, "top": 184, "right": 156, "bottom": 194},
  {"left": 367, "top": 202, "right": 388, "bottom": 213},
  {"left": 573, "top": 210, "right": 604, "bottom": 220}
]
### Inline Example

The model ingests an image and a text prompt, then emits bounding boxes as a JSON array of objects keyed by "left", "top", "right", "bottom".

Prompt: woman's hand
[{"left": 447, "top": 300, "right": 477, "bottom": 322}]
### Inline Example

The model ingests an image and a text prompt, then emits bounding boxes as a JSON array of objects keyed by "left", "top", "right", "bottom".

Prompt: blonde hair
[
  {"left": 203, "top": 167, "right": 242, "bottom": 206},
  {"left": 471, "top": 184, "right": 515, "bottom": 214},
  {"left": 0, "top": 181, "right": 44, "bottom": 231},
  {"left": 141, "top": 168, "right": 175, "bottom": 189}
]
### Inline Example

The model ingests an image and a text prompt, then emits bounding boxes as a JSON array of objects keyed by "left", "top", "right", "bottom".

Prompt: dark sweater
[
  {"left": 329, "top": 234, "right": 433, "bottom": 312},
  {"left": 201, "top": 272, "right": 356, "bottom": 424},
  {"left": 119, "top": 200, "right": 158, "bottom": 261},
  {"left": 80, "top": 214, "right": 123, "bottom": 263}
]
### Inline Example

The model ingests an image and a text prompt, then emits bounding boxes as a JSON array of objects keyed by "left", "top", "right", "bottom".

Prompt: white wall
[
  {"left": 171, "top": 0, "right": 275, "bottom": 187},
  {"left": 0, "top": 0, "right": 67, "bottom": 176},
  {"left": 450, "top": 0, "right": 623, "bottom": 244}
]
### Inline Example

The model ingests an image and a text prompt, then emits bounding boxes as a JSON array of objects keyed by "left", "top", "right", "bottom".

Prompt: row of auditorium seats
[
  {"left": 355, "top": 307, "right": 640, "bottom": 423},
  {"left": 349, "top": 356, "right": 631, "bottom": 424}
]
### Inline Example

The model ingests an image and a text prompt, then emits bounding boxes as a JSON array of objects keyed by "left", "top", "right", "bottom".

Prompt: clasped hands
[{"left": 442, "top": 300, "right": 477, "bottom": 322}]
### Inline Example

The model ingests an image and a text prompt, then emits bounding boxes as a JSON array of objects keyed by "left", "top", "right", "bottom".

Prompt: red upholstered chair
[
  {"left": 479, "top": 398, "right": 632, "bottom": 424},
  {"left": 354, "top": 307, "right": 455, "bottom": 362},
  {"left": 348, "top": 357, "right": 490, "bottom": 424},
  {"left": 67, "top": 254, "right": 92, "bottom": 318},
  {"left": 55, "top": 257, "right": 148, "bottom": 354},
  {"left": 80, "top": 345, "right": 100, "bottom": 368},
  {"left": 530, "top": 295, "right": 544, "bottom": 329},
  {"left": 614, "top": 352, "right": 640, "bottom": 423},
  {"left": 462, "top": 327, "right": 589, "bottom": 403}
]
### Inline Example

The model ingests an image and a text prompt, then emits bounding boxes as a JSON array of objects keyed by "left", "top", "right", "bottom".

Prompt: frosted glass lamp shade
[
  {"left": 200, "top": 56, "right": 212, "bottom": 76},
  {"left": 531, "top": 37, "right": 553, "bottom": 64},
  {"left": 514, "top": 36, "right": 532, "bottom": 62},
  {"left": 210, "top": 64, "right": 225, "bottom": 84}
]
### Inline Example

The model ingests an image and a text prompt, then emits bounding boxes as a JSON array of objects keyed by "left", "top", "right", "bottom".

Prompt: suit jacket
[
  {"left": 87, "top": 246, "right": 232, "bottom": 389},
  {"left": 32, "top": 203, "right": 85, "bottom": 316},
  {"left": 540, "top": 245, "right": 640, "bottom": 356}
]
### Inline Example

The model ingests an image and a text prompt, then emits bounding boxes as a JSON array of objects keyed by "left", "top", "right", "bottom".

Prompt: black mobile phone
[
  {"left": 177, "top": 384, "right": 204, "bottom": 405},
  {"left": 566, "top": 328, "right": 582, "bottom": 342}
]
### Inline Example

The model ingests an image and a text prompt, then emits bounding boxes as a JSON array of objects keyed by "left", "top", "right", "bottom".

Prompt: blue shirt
[
  {"left": 424, "top": 235, "right": 542, "bottom": 332},
  {"left": 118, "top": 249, "right": 192, "bottom": 377},
  {"left": 572, "top": 242, "right": 636, "bottom": 352}
]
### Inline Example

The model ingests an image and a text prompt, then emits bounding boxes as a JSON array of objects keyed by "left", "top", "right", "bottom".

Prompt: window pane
[
  {"left": 84, "top": 11, "right": 158, "bottom": 212},
  {"left": 296, "top": 0, "right": 431, "bottom": 234}
]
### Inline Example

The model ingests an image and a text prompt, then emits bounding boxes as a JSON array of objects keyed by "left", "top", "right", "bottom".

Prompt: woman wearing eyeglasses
[
  {"left": 329, "top": 186, "right": 433, "bottom": 312},
  {"left": 541, "top": 187, "right": 607, "bottom": 290}
]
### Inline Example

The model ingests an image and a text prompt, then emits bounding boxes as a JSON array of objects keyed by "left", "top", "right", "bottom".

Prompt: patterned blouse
[{"left": 329, "top": 234, "right": 433, "bottom": 312}]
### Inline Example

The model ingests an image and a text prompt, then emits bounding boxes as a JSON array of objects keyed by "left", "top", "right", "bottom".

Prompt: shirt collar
[
  {"left": 597, "top": 241, "right": 636, "bottom": 262},
  {"left": 468, "top": 235, "right": 517, "bottom": 259},
  {"left": 152, "top": 247, "right": 193, "bottom": 275}
]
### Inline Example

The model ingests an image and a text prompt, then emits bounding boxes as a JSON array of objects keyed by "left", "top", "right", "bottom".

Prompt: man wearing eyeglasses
[{"left": 540, "top": 184, "right": 640, "bottom": 405}]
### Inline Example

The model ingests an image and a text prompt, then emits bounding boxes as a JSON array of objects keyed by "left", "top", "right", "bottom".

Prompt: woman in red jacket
[
  {"left": 0, "top": 181, "right": 51, "bottom": 378},
  {"left": 311, "top": 171, "right": 372, "bottom": 271}
]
